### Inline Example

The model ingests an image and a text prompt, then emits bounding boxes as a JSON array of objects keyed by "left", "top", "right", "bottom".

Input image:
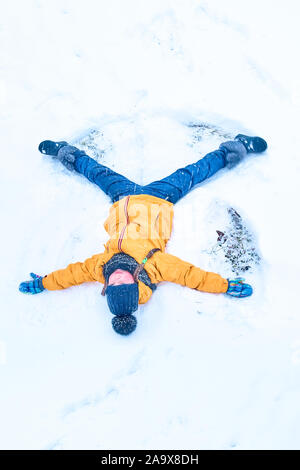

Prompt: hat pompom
[{"left": 112, "top": 315, "right": 137, "bottom": 335}]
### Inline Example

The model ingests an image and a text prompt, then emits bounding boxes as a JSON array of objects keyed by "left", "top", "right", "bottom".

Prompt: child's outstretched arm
[
  {"left": 152, "top": 252, "right": 252, "bottom": 297},
  {"left": 19, "top": 253, "right": 106, "bottom": 294},
  {"left": 152, "top": 252, "right": 228, "bottom": 293}
]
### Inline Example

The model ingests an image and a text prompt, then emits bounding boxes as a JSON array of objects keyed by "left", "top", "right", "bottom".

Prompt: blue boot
[
  {"left": 234, "top": 134, "right": 267, "bottom": 153},
  {"left": 38, "top": 140, "right": 68, "bottom": 156}
]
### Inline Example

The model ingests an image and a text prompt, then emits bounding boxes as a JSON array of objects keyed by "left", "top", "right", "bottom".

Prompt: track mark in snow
[
  {"left": 196, "top": 3, "right": 248, "bottom": 37},
  {"left": 44, "top": 436, "right": 64, "bottom": 450},
  {"left": 290, "top": 341, "right": 300, "bottom": 365},
  {"left": 138, "top": 9, "right": 190, "bottom": 68},
  {"left": 247, "top": 58, "right": 290, "bottom": 100},
  {"left": 127, "top": 348, "right": 147, "bottom": 375},
  {"left": 72, "top": 128, "right": 112, "bottom": 162},
  {"left": 61, "top": 387, "right": 119, "bottom": 419},
  {"left": 60, "top": 348, "right": 146, "bottom": 420},
  {"left": 187, "top": 121, "right": 234, "bottom": 145}
]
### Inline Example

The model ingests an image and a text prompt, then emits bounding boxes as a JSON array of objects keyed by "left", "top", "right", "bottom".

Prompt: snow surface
[{"left": 1, "top": 0, "right": 300, "bottom": 450}]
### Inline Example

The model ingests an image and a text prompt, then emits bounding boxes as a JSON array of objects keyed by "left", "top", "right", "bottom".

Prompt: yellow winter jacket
[{"left": 42, "top": 194, "right": 228, "bottom": 303}]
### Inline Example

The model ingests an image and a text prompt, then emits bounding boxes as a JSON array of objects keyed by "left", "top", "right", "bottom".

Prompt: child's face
[{"left": 108, "top": 269, "right": 135, "bottom": 286}]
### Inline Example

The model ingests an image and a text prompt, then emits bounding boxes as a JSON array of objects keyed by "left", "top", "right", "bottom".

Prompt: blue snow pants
[{"left": 73, "top": 147, "right": 228, "bottom": 204}]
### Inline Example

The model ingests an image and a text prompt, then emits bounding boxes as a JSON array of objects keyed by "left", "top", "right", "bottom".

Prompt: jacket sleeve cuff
[
  {"left": 223, "top": 278, "right": 229, "bottom": 293},
  {"left": 41, "top": 276, "right": 48, "bottom": 290}
]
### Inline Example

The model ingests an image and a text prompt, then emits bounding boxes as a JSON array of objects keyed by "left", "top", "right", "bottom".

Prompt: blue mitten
[
  {"left": 19, "top": 273, "right": 45, "bottom": 294},
  {"left": 226, "top": 278, "right": 253, "bottom": 298}
]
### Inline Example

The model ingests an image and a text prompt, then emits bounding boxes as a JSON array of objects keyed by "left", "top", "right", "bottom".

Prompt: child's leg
[
  {"left": 142, "top": 147, "right": 229, "bottom": 203},
  {"left": 72, "top": 150, "right": 141, "bottom": 203}
]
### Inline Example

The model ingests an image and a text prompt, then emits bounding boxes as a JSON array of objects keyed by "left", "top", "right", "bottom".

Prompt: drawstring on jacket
[{"left": 101, "top": 248, "right": 160, "bottom": 296}]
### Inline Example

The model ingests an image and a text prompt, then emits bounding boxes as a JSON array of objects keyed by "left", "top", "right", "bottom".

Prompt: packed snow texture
[{"left": 1, "top": 0, "right": 300, "bottom": 450}]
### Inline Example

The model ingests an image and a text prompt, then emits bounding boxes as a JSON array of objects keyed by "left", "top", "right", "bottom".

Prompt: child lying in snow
[{"left": 19, "top": 134, "right": 267, "bottom": 335}]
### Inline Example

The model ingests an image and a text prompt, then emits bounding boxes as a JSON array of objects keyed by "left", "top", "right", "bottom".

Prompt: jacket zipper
[{"left": 118, "top": 195, "right": 130, "bottom": 252}]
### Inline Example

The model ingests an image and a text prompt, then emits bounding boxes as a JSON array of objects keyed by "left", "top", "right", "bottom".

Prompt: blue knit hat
[{"left": 105, "top": 283, "right": 139, "bottom": 316}]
